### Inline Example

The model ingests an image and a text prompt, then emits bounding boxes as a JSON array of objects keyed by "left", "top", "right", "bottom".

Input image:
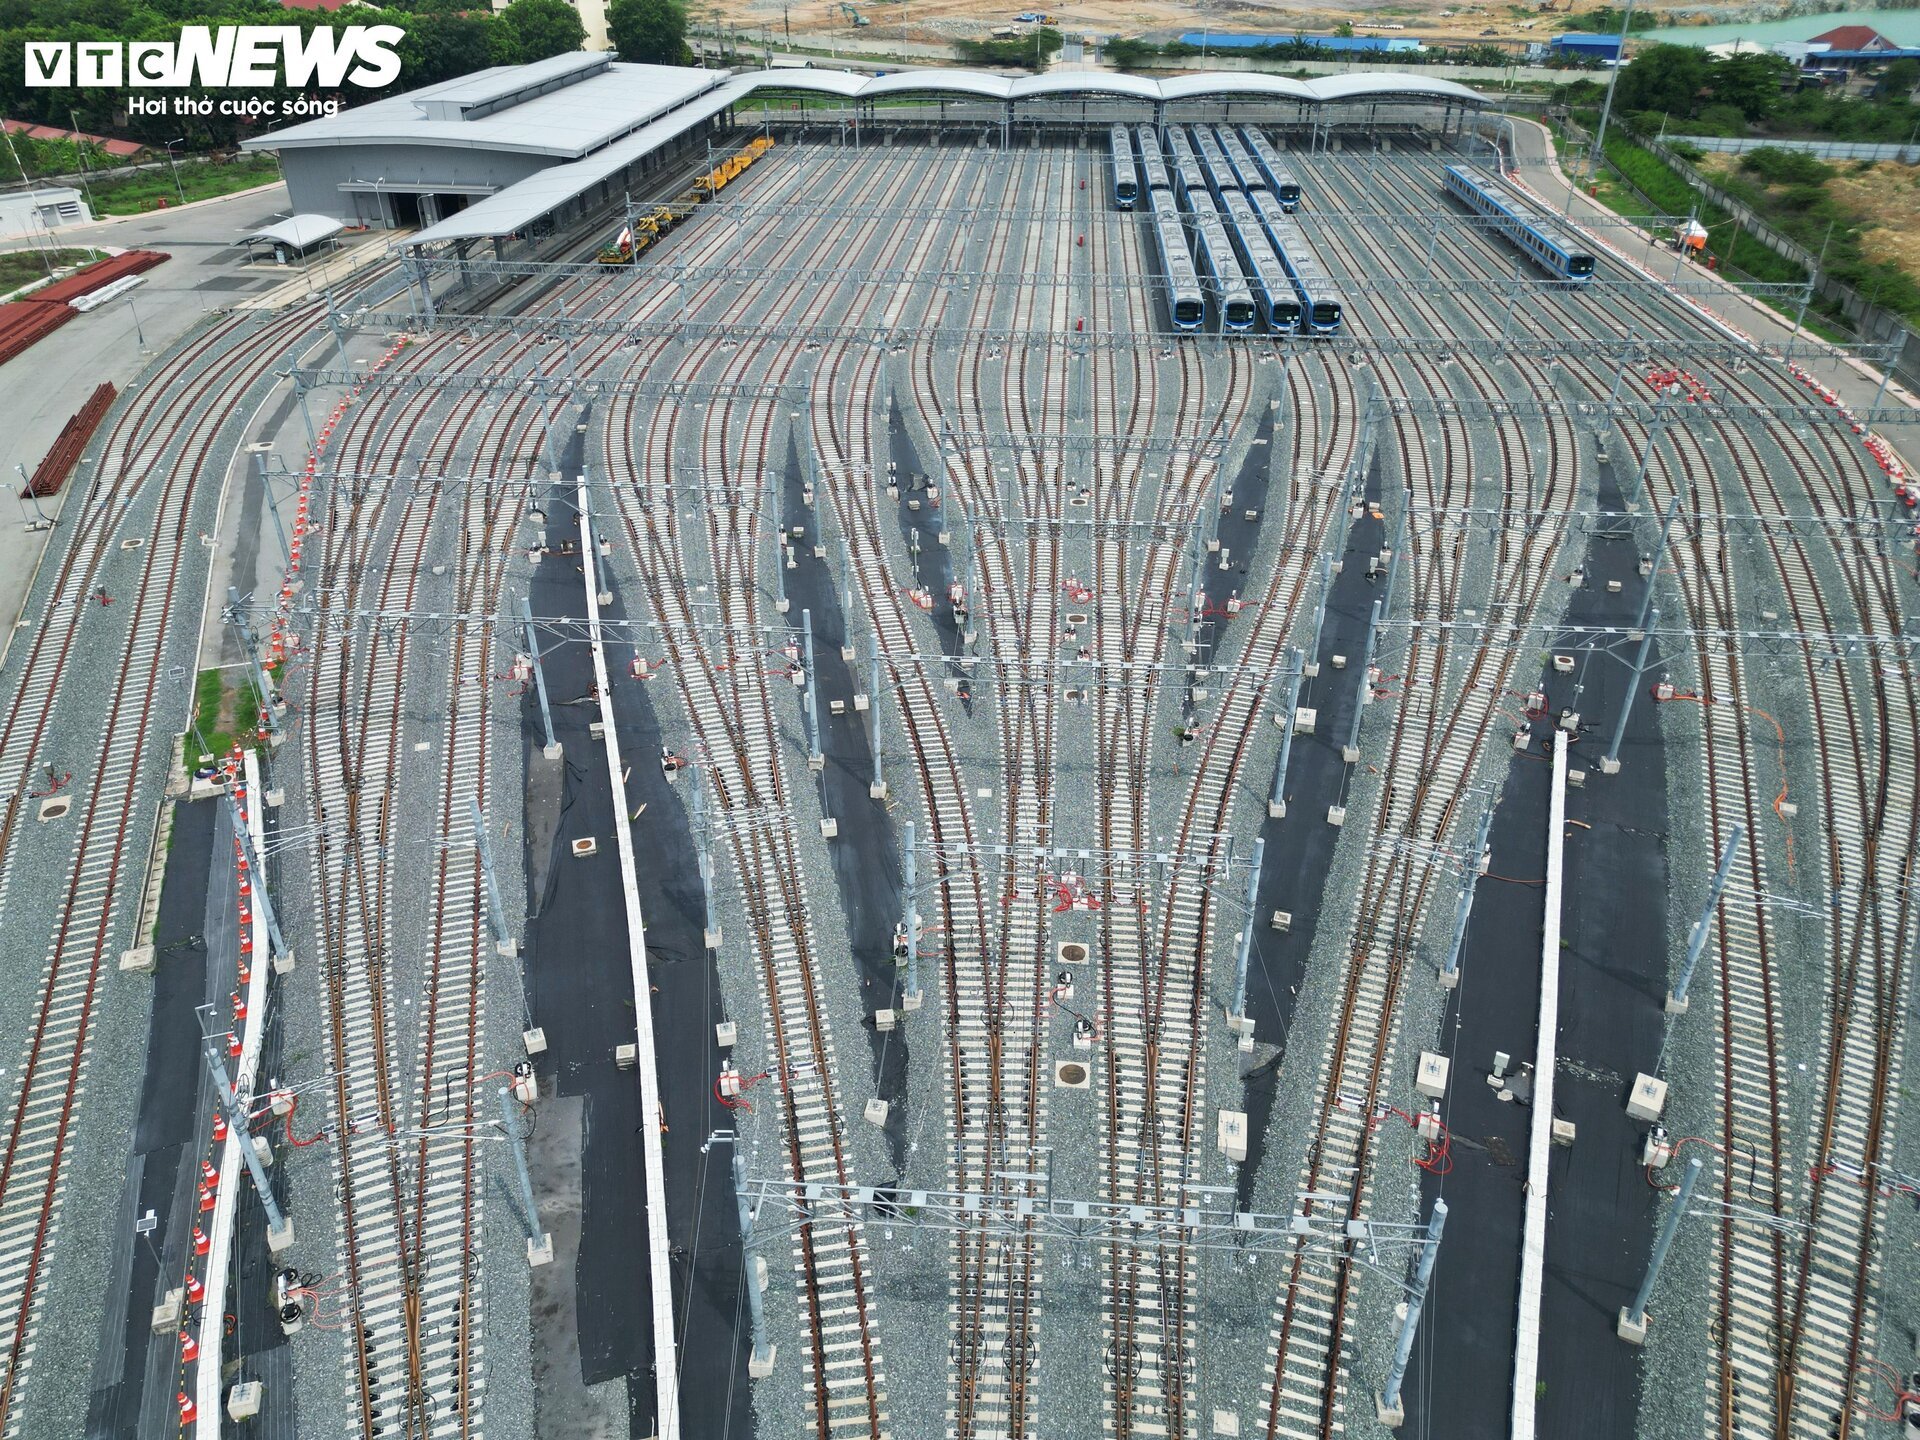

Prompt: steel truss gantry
[
  {"left": 328, "top": 305, "right": 1896, "bottom": 370},
  {"left": 1373, "top": 389, "right": 1920, "bottom": 431},
  {"left": 1408, "top": 502, "right": 1916, "bottom": 549},
  {"left": 1373, "top": 615, "right": 1913, "bottom": 661},
  {"left": 739, "top": 1173, "right": 1433, "bottom": 1265},
  {"left": 291, "top": 368, "right": 807, "bottom": 404}
]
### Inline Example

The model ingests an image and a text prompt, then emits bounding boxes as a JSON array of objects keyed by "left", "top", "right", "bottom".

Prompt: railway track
[{"left": 0, "top": 286, "right": 400, "bottom": 1437}]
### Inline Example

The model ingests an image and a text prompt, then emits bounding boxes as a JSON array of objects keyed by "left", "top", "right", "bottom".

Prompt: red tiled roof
[
  {"left": 4, "top": 117, "right": 147, "bottom": 156},
  {"left": 280, "top": 0, "right": 359, "bottom": 11},
  {"left": 1809, "top": 25, "right": 1892, "bottom": 51}
]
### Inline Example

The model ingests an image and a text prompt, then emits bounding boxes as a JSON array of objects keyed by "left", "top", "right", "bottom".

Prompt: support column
[
  {"left": 1229, "top": 835, "right": 1266, "bottom": 1027},
  {"left": 252, "top": 451, "right": 290, "bottom": 566},
  {"left": 1617, "top": 1154, "right": 1703, "bottom": 1343},
  {"left": 500, "top": 1088, "right": 553, "bottom": 1264},
  {"left": 522, "top": 597, "right": 560, "bottom": 760},
  {"left": 1669, "top": 823, "right": 1741, "bottom": 1014},
  {"left": 469, "top": 797, "right": 517, "bottom": 958},
  {"left": 801, "top": 608, "right": 823, "bottom": 771},
  {"left": 202, "top": 1034, "right": 292, "bottom": 1252},
  {"left": 733, "top": 1150, "right": 776, "bottom": 1376},
  {"left": 1439, "top": 805, "right": 1494, "bottom": 988},
  {"left": 868, "top": 635, "right": 886, "bottom": 800},
  {"left": 899, "top": 820, "right": 921, "bottom": 1010},
  {"left": 225, "top": 788, "right": 291, "bottom": 973},
  {"left": 1377, "top": 1196, "right": 1448, "bottom": 1426},
  {"left": 226, "top": 586, "right": 283, "bottom": 747},
  {"left": 694, "top": 765, "right": 721, "bottom": 950},
  {"left": 1601, "top": 606, "right": 1659, "bottom": 775},
  {"left": 1269, "top": 646, "right": 1304, "bottom": 820},
  {"left": 1345, "top": 598, "right": 1382, "bottom": 764}
]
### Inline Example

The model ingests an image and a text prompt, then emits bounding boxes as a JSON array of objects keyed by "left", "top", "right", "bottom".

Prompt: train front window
[
  {"left": 1274, "top": 301, "right": 1302, "bottom": 329},
  {"left": 1568, "top": 255, "right": 1595, "bottom": 276},
  {"left": 1313, "top": 303, "right": 1340, "bottom": 328},
  {"left": 1174, "top": 298, "right": 1204, "bottom": 324},
  {"left": 1225, "top": 300, "right": 1255, "bottom": 326},
  {"left": 1279, "top": 186, "right": 1300, "bottom": 206}
]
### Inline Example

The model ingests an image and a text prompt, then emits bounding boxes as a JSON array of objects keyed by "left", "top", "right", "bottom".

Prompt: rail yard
[{"left": 0, "top": 57, "right": 1917, "bottom": 1440}]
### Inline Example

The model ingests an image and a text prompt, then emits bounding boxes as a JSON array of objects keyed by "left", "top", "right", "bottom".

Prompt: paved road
[{"left": 1502, "top": 116, "right": 1919, "bottom": 425}]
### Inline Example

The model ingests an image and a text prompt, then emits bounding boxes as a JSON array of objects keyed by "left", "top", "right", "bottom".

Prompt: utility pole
[
  {"left": 731, "top": 1147, "right": 776, "bottom": 1377},
  {"left": 1617, "top": 1154, "right": 1702, "bottom": 1343},
  {"left": 201, "top": 1022, "right": 293, "bottom": 1253},
  {"left": 867, "top": 633, "right": 886, "bottom": 800},
  {"left": 1667, "top": 823, "right": 1741, "bottom": 1014},
  {"left": 693, "top": 764, "right": 722, "bottom": 950},
  {"left": 898, "top": 820, "right": 922, "bottom": 1010},
  {"left": 225, "top": 788, "right": 291, "bottom": 973},
  {"left": 1345, "top": 598, "right": 1383, "bottom": 764},
  {"left": 226, "top": 586, "right": 283, "bottom": 747},
  {"left": 1268, "top": 646, "right": 1304, "bottom": 820},
  {"left": 468, "top": 798, "right": 517, "bottom": 958},
  {"left": 1439, "top": 806, "right": 1494, "bottom": 988},
  {"left": 801, "top": 608, "right": 823, "bottom": 772},
  {"left": 521, "top": 597, "right": 560, "bottom": 759},
  {"left": 1376, "top": 1196, "right": 1447, "bottom": 1426},
  {"left": 1584, "top": 0, "right": 1639, "bottom": 186},
  {"left": 1229, "top": 835, "right": 1267, "bottom": 1028},
  {"left": 1601, "top": 606, "right": 1659, "bottom": 775},
  {"left": 500, "top": 1089, "right": 553, "bottom": 1265}
]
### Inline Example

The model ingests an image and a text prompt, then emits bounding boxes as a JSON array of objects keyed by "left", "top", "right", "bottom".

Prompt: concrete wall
[
  {"left": 0, "top": 186, "right": 89, "bottom": 239},
  {"left": 277, "top": 142, "right": 553, "bottom": 225}
]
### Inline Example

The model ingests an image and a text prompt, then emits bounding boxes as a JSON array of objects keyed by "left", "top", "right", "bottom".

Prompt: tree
[
  {"left": 1877, "top": 57, "right": 1920, "bottom": 99},
  {"left": 492, "top": 0, "right": 584, "bottom": 64},
  {"left": 608, "top": 0, "right": 687, "bottom": 64},
  {"left": 1711, "top": 50, "right": 1792, "bottom": 121},
  {"left": 397, "top": 12, "right": 496, "bottom": 87},
  {"left": 1611, "top": 43, "right": 1714, "bottom": 120}
]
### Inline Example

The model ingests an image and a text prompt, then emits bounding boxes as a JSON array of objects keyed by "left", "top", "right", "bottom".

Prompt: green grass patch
[
  {"left": 88, "top": 155, "right": 281, "bottom": 217},
  {"left": 0, "top": 247, "right": 102, "bottom": 294}
]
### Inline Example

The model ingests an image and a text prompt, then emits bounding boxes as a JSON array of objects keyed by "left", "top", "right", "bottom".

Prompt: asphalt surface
[
  {"left": 1233, "top": 439, "right": 1390, "bottom": 1200},
  {"left": 521, "top": 444, "right": 755, "bottom": 1440},
  {"left": 1402, "top": 450, "right": 1671, "bottom": 1437},
  {"left": 85, "top": 798, "right": 212, "bottom": 1440}
]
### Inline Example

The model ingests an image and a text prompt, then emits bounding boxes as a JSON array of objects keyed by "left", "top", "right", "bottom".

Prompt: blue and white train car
[
  {"left": 1222, "top": 190, "right": 1301, "bottom": 333},
  {"left": 1189, "top": 125, "right": 1237, "bottom": 204},
  {"left": 1442, "top": 164, "right": 1596, "bottom": 283},
  {"left": 1135, "top": 125, "right": 1171, "bottom": 197},
  {"left": 1239, "top": 127, "right": 1302, "bottom": 211},
  {"left": 1214, "top": 127, "right": 1268, "bottom": 197},
  {"left": 1163, "top": 127, "right": 1208, "bottom": 210},
  {"left": 1150, "top": 188, "right": 1205, "bottom": 332},
  {"left": 1250, "top": 189, "right": 1343, "bottom": 335},
  {"left": 1110, "top": 124, "right": 1138, "bottom": 210},
  {"left": 1186, "top": 190, "right": 1256, "bottom": 332}
]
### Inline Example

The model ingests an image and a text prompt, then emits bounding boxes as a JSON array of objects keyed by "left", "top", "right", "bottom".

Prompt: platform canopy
[
  {"left": 248, "top": 214, "right": 345, "bottom": 250},
  {"left": 400, "top": 65, "right": 1486, "bottom": 249}
]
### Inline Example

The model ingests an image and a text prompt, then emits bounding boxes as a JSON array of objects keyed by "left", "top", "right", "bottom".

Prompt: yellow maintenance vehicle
[{"left": 602, "top": 139, "right": 775, "bottom": 262}]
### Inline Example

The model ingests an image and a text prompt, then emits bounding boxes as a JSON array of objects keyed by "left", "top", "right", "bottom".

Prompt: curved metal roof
[{"left": 737, "top": 67, "right": 1485, "bottom": 108}]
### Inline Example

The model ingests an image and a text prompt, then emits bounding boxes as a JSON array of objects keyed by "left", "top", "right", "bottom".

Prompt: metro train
[
  {"left": 1163, "top": 126, "right": 1208, "bottom": 211},
  {"left": 1185, "top": 190, "right": 1257, "bottom": 332},
  {"left": 1149, "top": 188, "right": 1205, "bottom": 331},
  {"left": 1214, "top": 127, "right": 1266, "bottom": 197},
  {"left": 1134, "top": 125, "right": 1171, "bottom": 199},
  {"left": 1442, "top": 164, "right": 1596, "bottom": 284},
  {"left": 1222, "top": 190, "right": 1302, "bottom": 333},
  {"left": 1110, "top": 123, "right": 1137, "bottom": 210},
  {"left": 1239, "top": 127, "right": 1302, "bottom": 211},
  {"left": 1250, "top": 190, "right": 1345, "bottom": 335}
]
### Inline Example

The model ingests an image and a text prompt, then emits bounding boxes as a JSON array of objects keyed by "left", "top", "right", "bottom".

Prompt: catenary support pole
[
  {"left": 801, "top": 608, "right": 822, "bottom": 770},
  {"left": 1635, "top": 493, "right": 1681, "bottom": 635},
  {"left": 1602, "top": 606, "right": 1660, "bottom": 774},
  {"left": 1618, "top": 1154, "right": 1702, "bottom": 1343},
  {"left": 1377, "top": 1196, "right": 1448, "bottom": 1424},
  {"left": 499, "top": 1088, "right": 541, "bottom": 1243},
  {"left": 1230, "top": 835, "right": 1267, "bottom": 1024},
  {"left": 253, "top": 451, "right": 290, "bottom": 565},
  {"left": 226, "top": 586, "right": 283, "bottom": 746},
  {"left": 469, "top": 797, "right": 516, "bottom": 957},
  {"left": 225, "top": 789, "right": 290, "bottom": 969},
  {"left": 869, "top": 634, "right": 885, "bottom": 798},
  {"left": 1439, "top": 805, "right": 1494, "bottom": 988},
  {"left": 900, "top": 820, "right": 921, "bottom": 1008},
  {"left": 1269, "top": 647, "right": 1304, "bottom": 819},
  {"left": 1346, "top": 599, "right": 1383, "bottom": 760},
  {"left": 733, "top": 1149, "right": 776, "bottom": 1375},
  {"left": 522, "top": 597, "right": 560, "bottom": 759},
  {"left": 1669, "top": 822, "right": 1741, "bottom": 1014},
  {"left": 694, "top": 764, "right": 720, "bottom": 949},
  {"left": 202, "top": 1034, "right": 289, "bottom": 1244}
]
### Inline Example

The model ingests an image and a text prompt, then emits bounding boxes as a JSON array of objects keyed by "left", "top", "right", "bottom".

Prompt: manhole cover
[
  {"left": 1059, "top": 942, "right": 1087, "bottom": 965},
  {"left": 1055, "top": 1061, "right": 1089, "bottom": 1089}
]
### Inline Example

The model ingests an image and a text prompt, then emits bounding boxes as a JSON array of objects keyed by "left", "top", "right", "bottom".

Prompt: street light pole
[
  {"left": 163, "top": 137, "right": 188, "bottom": 207},
  {"left": 1584, "top": 0, "right": 1639, "bottom": 185}
]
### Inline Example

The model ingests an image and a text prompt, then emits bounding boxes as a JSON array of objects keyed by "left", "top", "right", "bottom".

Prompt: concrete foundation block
[
  {"left": 1617, "top": 1308, "right": 1649, "bottom": 1345},
  {"left": 615, "top": 1043, "right": 637, "bottom": 1070},
  {"left": 820, "top": 817, "right": 838, "bottom": 839},
  {"left": 1376, "top": 1394, "right": 1405, "bottom": 1427},
  {"left": 152, "top": 1290, "right": 183, "bottom": 1334},
  {"left": 120, "top": 946, "right": 156, "bottom": 975},
  {"left": 716, "top": 1020, "right": 737, "bottom": 1048},
  {"left": 1664, "top": 991, "right": 1689, "bottom": 1015},
  {"left": 1328, "top": 805, "right": 1347, "bottom": 827},
  {"left": 1626, "top": 1072, "right": 1668, "bottom": 1122},
  {"left": 749, "top": 1343, "right": 777, "bottom": 1379},
  {"left": 272, "top": 948, "right": 296, "bottom": 977},
  {"left": 1600, "top": 756, "right": 1621, "bottom": 775},
  {"left": 523, "top": 1027, "right": 548, "bottom": 1057},
  {"left": 266, "top": 1218, "right": 295, "bottom": 1254},
  {"left": 542, "top": 742, "right": 563, "bottom": 761},
  {"left": 1267, "top": 800, "right": 1287, "bottom": 820},
  {"left": 227, "top": 1381, "right": 264, "bottom": 1422},
  {"left": 528, "top": 1234, "right": 554, "bottom": 1267}
]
